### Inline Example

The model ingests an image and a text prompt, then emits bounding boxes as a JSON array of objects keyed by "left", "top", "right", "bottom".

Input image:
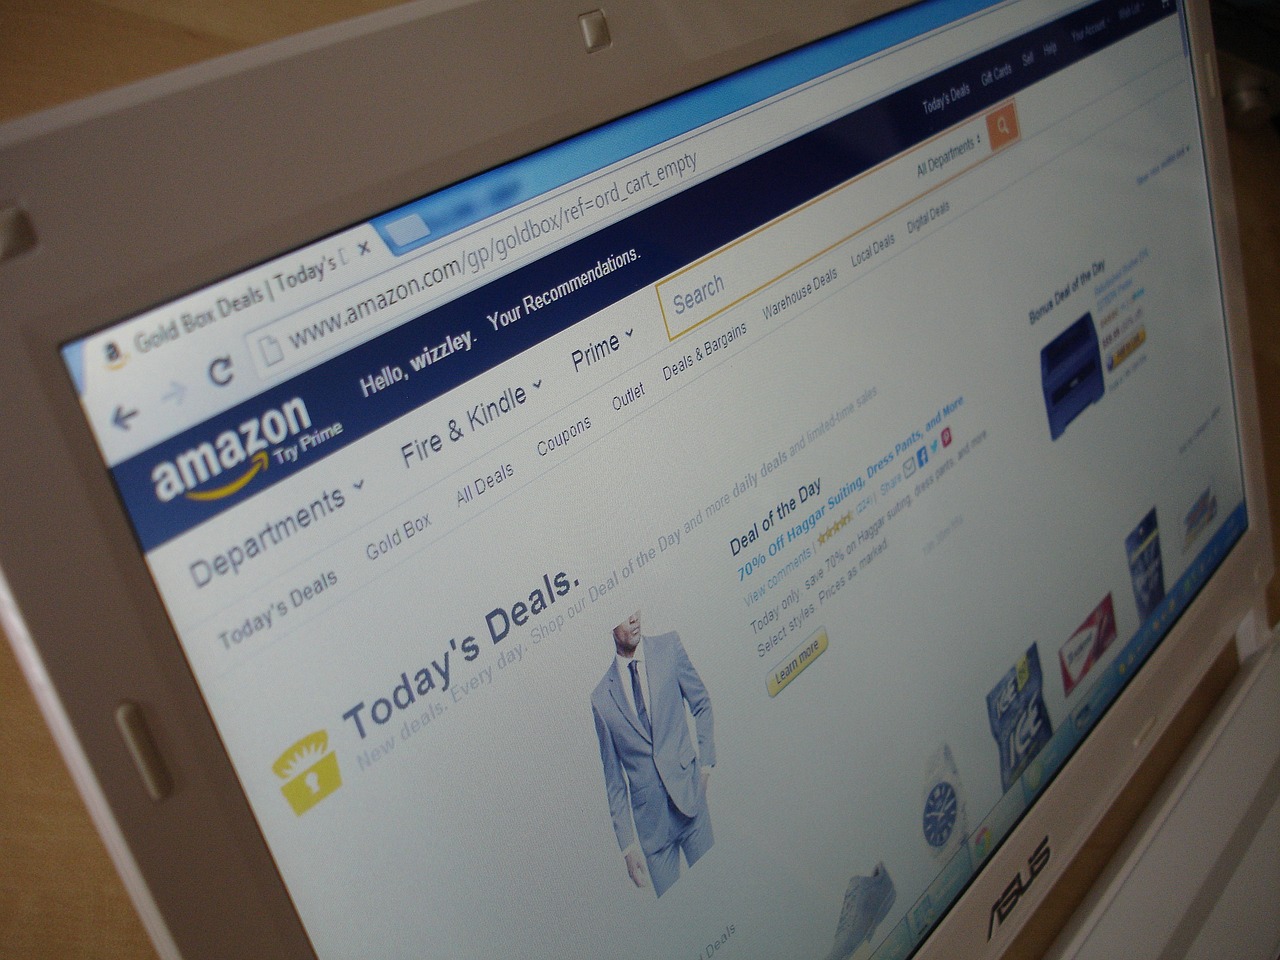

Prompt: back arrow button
[{"left": 113, "top": 406, "right": 139, "bottom": 430}]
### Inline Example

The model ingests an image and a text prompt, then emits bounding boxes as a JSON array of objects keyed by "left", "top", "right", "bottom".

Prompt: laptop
[{"left": 1, "top": 0, "right": 1275, "bottom": 958}]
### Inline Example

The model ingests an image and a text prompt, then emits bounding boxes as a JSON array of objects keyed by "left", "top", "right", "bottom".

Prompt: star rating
[{"left": 818, "top": 512, "right": 853, "bottom": 544}]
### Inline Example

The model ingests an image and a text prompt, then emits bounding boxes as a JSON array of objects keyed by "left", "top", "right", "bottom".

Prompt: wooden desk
[{"left": 1, "top": 4, "right": 1277, "bottom": 958}]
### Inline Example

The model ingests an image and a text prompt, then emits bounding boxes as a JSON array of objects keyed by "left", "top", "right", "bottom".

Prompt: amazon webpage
[{"left": 66, "top": 0, "right": 1248, "bottom": 956}]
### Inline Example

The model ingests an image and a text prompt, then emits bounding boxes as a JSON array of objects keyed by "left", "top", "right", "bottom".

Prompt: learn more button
[{"left": 766, "top": 626, "right": 829, "bottom": 697}]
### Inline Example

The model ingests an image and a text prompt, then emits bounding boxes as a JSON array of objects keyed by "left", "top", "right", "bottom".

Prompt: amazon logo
[{"left": 151, "top": 397, "right": 311, "bottom": 503}]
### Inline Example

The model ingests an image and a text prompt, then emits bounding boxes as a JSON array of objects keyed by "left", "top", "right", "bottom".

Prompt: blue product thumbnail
[
  {"left": 1126, "top": 508, "right": 1165, "bottom": 621},
  {"left": 1041, "top": 312, "right": 1105, "bottom": 440},
  {"left": 987, "top": 644, "right": 1053, "bottom": 793}
]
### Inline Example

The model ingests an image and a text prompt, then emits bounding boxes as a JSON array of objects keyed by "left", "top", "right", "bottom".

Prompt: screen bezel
[{"left": 0, "top": 0, "right": 1270, "bottom": 957}]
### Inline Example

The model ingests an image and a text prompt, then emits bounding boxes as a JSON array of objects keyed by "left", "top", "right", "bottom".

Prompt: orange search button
[{"left": 986, "top": 103, "right": 1021, "bottom": 151}]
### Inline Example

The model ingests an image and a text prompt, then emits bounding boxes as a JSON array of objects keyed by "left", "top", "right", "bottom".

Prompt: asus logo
[
  {"left": 151, "top": 397, "right": 311, "bottom": 503},
  {"left": 988, "top": 836, "right": 1051, "bottom": 940}
]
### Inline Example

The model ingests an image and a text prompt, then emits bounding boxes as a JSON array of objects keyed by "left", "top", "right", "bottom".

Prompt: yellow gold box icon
[
  {"left": 281, "top": 752, "right": 342, "bottom": 815},
  {"left": 274, "top": 730, "right": 343, "bottom": 815}
]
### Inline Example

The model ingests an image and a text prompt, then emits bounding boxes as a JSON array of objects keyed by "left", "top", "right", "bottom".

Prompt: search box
[{"left": 656, "top": 101, "right": 1021, "bottom": 341}]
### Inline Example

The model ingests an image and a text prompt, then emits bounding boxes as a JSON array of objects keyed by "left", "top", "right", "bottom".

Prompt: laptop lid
[{"left": 0, "top": 0, "right": 1270, "bottom": 958}]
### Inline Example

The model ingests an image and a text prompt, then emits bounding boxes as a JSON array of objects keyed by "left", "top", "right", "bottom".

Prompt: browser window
[{"left": 63, "top": 0, "right": 1245, "bottom": 955}]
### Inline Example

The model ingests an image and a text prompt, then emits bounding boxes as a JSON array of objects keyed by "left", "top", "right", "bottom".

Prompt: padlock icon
[{"left": 273, "top": 730, "right": 342, "bottom": 815}]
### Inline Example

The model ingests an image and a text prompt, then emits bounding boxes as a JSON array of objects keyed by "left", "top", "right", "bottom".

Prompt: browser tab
[{"left": 382, "top": 213, "right": 431, "bottom": 248}]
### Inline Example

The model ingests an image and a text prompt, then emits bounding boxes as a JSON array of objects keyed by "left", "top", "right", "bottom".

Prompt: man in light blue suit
[{"left": 591, "top": 610, "right": 716, "bottom": 897}]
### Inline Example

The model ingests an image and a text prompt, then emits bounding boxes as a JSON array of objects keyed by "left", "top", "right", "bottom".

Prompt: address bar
[{"left": 246, "top": 141, "right": 728, "bottom": 378}]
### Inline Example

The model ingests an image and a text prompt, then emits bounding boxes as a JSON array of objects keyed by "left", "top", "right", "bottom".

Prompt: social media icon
[
  {"left": 931, "top": 439, "right": 939, "bottom": 454},
  {"left": 274, "top": 730, "right": 342, "bottom": 815},
  {"left": 917, "top": 446, "right": 930, "bottom": 468},
  {"left": 941, "top": 427, "right": 952, "bottom": 448}
]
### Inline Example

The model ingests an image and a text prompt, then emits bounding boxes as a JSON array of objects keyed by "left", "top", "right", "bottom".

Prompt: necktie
[{"left": 629, "top": 660, "right": 651, "bottom": 737}]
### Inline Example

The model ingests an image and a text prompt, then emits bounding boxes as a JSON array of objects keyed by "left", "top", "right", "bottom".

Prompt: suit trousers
[{"left": 647, "top": 787, "right": 714, "bottom": 897}]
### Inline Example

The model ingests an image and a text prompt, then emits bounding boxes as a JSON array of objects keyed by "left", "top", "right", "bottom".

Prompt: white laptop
[{"left": 0, "top": 0, "right": 1275, "bottom": 958}]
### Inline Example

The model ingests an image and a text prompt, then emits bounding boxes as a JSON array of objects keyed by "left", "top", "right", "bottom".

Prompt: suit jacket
[{"left": 591, "top": 631, "right": 715, "bottom": 856}]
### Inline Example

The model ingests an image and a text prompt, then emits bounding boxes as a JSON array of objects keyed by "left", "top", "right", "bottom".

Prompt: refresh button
[{"left": 209, "top": 356, "right": 234, "bottom": 386}]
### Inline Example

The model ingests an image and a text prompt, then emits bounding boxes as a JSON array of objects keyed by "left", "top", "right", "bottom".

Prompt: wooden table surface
[{"left": 1, "top": 3, "right": 1277, "bottom": 958}]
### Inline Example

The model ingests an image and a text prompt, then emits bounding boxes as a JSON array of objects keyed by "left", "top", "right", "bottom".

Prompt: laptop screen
[{"left": 61, "top": 0, "right": 1245, "bottom": 954}]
